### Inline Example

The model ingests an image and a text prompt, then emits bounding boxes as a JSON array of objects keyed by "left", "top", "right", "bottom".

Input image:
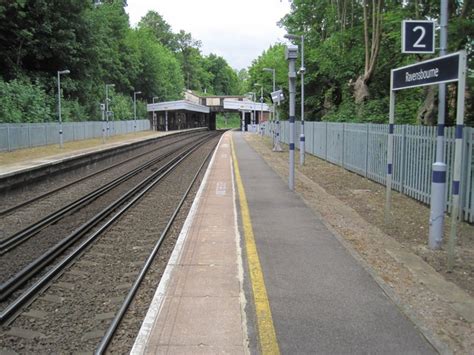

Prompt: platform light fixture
[
  {"left": 105, "top": 84, "right": 115, "bottom": 138},
  {"left": 254, "top": 83, "right": 264, "bottom": 135},
  {"left": 57, "top": 69, "right": 70, "bottom": 149},
  {"left": 263, "top": 67, "right": 278, "bottom": 146},
  {"left": 133, "top": 91, "right": 142, "bottom": 132},
  {"left": 285, "top": 33, "right": 306, "bottom": 166},
  {"left": 285, "top": 44, "right": 298, "bottom": 190}
]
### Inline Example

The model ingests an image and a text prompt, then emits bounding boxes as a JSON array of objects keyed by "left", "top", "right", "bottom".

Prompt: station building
[{"left": 147, "top": 91, "right": 271, "bottom": 131}]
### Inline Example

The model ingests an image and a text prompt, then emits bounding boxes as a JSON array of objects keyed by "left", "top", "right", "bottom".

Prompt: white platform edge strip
[
  {"left": 230, "top": 138, "right": 250, "bottom": 354},
  {"left": 130, "top": 133, "right": 226, "bottom": 354}
]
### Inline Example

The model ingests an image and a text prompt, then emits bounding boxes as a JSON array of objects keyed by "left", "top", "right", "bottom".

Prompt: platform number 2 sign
[{"left": 402, "top": 20, "right": 435, "bottom": 54}]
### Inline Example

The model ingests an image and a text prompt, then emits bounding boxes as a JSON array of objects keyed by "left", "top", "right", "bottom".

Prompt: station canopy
[
  {"left": 223, "top": 99, "right": 271, "bottom": 112},
  {"left": 147, "top": 100, "right": 210, "bottom": 114}
]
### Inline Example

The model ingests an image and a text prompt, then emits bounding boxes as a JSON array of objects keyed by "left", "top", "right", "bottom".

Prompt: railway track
[
  {"left": 0, "top": 132, "right": 204, "bottom": 255},
  {"left": 0, "top": 130, "right": 204, "bottom": 218},
  {"left": 1, "top": 131, "right": 221, "bottom": 354},
  {"left": 0, "top": 131, "right": 214, "bottom": 307}
]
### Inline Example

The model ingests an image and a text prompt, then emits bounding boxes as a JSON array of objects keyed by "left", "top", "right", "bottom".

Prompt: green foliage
[
  {"left": 249, "top": 0, "right": 474, "bottom": 125},
  {"left": 216, "top": 113, "right": 241, "bottom": 129},
  {"left": 110, "top": 93, "right": 132, "bottom": 120},
  {"left": 0, "top": 78, "right": 53, "bottom": 123},
  {"left": 0, "top": 5, "right": 242, "bottom": 123},
  {"left": 203, "top": 54, "right": 240, "bottom": 95},
  {"left": 138, "top": 10, "right": 177, "bottom": 51},
  {"left": 125, "top": 28, "right": 184, "bottom": 101}
]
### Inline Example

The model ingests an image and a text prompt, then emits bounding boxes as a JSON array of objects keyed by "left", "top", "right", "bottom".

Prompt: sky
[{"left": 125, "top": 0, "right": 292, "bottom": 70}]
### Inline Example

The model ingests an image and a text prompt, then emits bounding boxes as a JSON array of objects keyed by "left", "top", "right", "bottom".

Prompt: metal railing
[
  {"left": 0, "top": 120, "right": 150, "bottom": 152},
  {"left": 265, "top": 121, "right": 474, "bottom": 223}
]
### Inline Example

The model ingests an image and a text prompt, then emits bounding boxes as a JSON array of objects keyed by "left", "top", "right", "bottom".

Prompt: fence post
[
  {"left": 365, "top": 124, "right": 369, "bottom": 177},
  {"left": 400, "top": 125, "right": 407, "bottom": 193},
  {"left": 341, "top": 123, "right": 345, "bottom": 167},
  {"left": 28, "top": 124, "right": 31, "bottom": 148},
  {"left": 325, "top": 122, "right": 328, "bottom": 160},
  {"left": 7, "top": 124, "right": 11, "bottom": 151},
  {"left": 469, "top": 127, "right": 474, "bottom": 223}
]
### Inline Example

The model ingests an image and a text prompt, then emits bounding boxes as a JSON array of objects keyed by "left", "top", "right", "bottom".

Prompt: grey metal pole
[
  {"left": 133, "top": 93, "right": 137, "bottom": 132},
  {"left": 133, "top": 91, "right": 142, "bottom": 132},
  {"left": 385, "top": 72, "right": 396, "bottom": 223},
  {"left": 241, "top": 110, "right": 245, "bottom": 132},
  {"left": 57, "top": 70, "right": 69, "bottom": 148},
  {"left": 286, "top": 45, "right": 298, "bottom": 190},
  {"left": 165, "top": 110, "right": 168, "bottom": 132},
  {"left": 105, "top": 84, "right": 114, "bottom": 138},
  {"left": 272, "top": 69, "right": 276, "bottom": 143},
  {"left": 447, "top": 50, "right": 467, "bottom": 271},
  {"left": 253, "top": 92, "right": 256, "bottom": 132},
  {"left": 273, "top": 102, "right": 283, "bottom": 152},
  {"left": 260, "top": 86, "right": 264, "bottom": 136},
  {"left": 300, "top": 35, "right": 305, "bottom": 166},
  {"left": 152, "top": 97, "right": 159, "bottom": 131},
  {"left": 429, "top": 0, "right": 448, "bottom": 249},
  {"left": 101, "top": 104, "right": 106, "bottom": 144},
  {"left": 57, "top": 71, "right": 63, "bottom": 149}
]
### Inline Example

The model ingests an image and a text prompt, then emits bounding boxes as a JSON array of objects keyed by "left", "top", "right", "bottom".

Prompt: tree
[
  {"left": 353, "top": 0, "right": 384, "bottom": 103},
  {"left": 138, "top": 10, "right": 177, "bottom": 50}
]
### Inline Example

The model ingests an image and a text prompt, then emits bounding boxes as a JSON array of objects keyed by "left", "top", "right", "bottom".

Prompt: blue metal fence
[
  {"left": 0, "top": 120, "right": 150, "bottom": 152},
  {"left": 265, "top": 121, "right": 474, "bottom": 223}
]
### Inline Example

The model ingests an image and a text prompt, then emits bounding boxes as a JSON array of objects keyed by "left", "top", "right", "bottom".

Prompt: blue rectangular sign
[{"left": 392, "top": 52, "right": 460, "bottom": 90}]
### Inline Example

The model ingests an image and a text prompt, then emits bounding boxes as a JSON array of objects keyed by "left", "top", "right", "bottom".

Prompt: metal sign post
[
  {"left": 100, "top": 103, "right": 106, "bottom": 144},
  {"left": 386, "top": 51, "right": 467, "bottom": 270},
  {"left": 286, "top": 44, "right": 298, "bottom": 191},
  {"left": 271, "top": 89, "right": 284, "bottom": 152}
]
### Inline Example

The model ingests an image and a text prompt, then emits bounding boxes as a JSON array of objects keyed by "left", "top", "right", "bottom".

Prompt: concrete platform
[
  {"left": 0, "top": 129, "right": 204, "bottom": 191},
  {"left": 131, "top": 131, "right": 247, "bottom": 354},
  {"left": 132, "top": 131, "right": 436, "bottom": 354}
]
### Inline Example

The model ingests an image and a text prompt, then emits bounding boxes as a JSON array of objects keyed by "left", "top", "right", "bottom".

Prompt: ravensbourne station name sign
[{"left": 392, "top": 52, "right": 460, "bottom": 91}]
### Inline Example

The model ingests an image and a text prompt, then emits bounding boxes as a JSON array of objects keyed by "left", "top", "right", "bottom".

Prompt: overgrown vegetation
[
  {"left": 216, "top": 113, "right": 241, "bottom": 129},
  {"left": 0, "top": 1, "right": 242, "bottom": 123},
  {"left": 245, "top": 0, "right": 473, "bottom": 125}
]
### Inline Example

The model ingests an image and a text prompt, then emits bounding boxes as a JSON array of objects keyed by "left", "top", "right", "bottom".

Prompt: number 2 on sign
[{"left": 413, "top": 26, "right": 426, "bottom": 48}]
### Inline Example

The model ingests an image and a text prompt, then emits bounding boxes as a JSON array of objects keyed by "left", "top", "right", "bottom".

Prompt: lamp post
[
  {"left": 133, "top": 91, "right": 142, "bottom": 132},
  {"left": 286, "top": 44, "right": 298, "bottom": 191},
  {"left": 255, "top": 83, "right": 264, "bottom": 136},
  {"left": 105, "top": 84, "right": 115, "bottom": 138},
  {"left": 152, "top": 97, "right": 160, "bottom": 131},
  {"left": 285, "top": 33, "right": 306, "bottom": 166},
  {"left": 247, "top": 91, "right": 256, "bottom": 132},
  {"left": 57, "top": 69, "right": 70, "bottom": 149},
  {"left": 263, "top": 67, "right": 276, "bottom": 142}
]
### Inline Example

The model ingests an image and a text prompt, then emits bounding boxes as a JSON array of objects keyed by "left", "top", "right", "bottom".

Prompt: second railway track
[
  {"left": 0, "top": 131, "right": 216, "bottom": 304},
  {"left": 1, "top": 131, "right": 222, "bottom": 354}
]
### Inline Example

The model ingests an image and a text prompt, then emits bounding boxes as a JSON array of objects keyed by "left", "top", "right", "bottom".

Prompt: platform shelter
[{"left": 147, "top": 101, "right": 210, "bottom": 132}]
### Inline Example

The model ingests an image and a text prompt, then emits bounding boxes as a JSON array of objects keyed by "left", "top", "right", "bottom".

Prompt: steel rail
[
  {"left": 0, "top": 133, "right": 216, "bottom": 323},
  {"left": 0, "top": 133, "right": 206, "bottom": 254},
  {"left": 96, "top": 133, "right": 220, "bottom": 354},
  {"left": 0, "top": 131, "right": 202, "bottom": 217},
  {"left": 0, "top": 133, "right": 213, "bottom": 302}
]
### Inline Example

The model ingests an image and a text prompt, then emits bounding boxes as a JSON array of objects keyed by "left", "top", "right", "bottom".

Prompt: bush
[{"left": 0, "top": 78, "right": 54, "bottom": 123}]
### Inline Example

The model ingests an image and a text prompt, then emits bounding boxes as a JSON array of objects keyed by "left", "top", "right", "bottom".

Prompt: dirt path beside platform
[{"left": 243, "top": 133, "right": 473, "bottom": 354}]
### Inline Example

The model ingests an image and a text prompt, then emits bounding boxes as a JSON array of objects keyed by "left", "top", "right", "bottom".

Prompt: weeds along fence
[
  {"left": 265, "top": 121, "right": 474, "bottom": 223},
  {"left": 0, "top": 120, "right": 150, "bottom": 152}
]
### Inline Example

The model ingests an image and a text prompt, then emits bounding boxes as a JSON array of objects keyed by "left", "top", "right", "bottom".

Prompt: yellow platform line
[{"left": 230, "top": 135, "right": 280, "bottom": 355}]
